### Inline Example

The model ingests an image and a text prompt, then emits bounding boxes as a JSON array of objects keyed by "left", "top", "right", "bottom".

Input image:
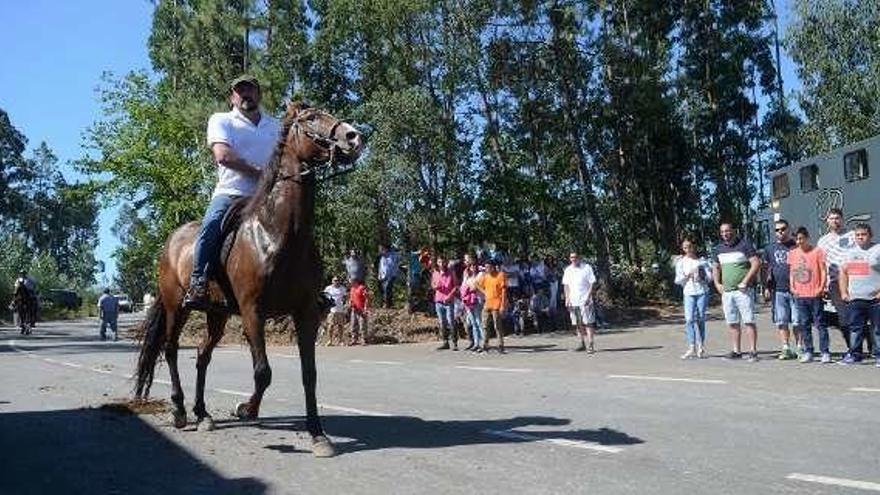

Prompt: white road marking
[
  {"left": 481, "top": 429, "right": 623, "bottom": 454},
  {"left": 319, "top": 403, "right": 394, "bottom": 417},
  {"left": 213, "top": 388, "right": 251, "bottom": 398},
  {"left": 786, "top": 473, "right": 880, "bottom": 491},
  {"left": 850, "top": 387, "right": 880, "bottom": 393},
  {"left": 91, "top": 367, "right": 114, "bottom": 375},
  {"left": 455, "top": 365, "right": 532, "bottom": 373},
  {"left": 348, "top": 359, "right": 404, "bottom": 366},
  {"left": 59, "top": 361, "right": 83, "bottom": 369},
  {"left": 607, "top": 374, "right": 726, "bottom": 384},
  {"left": 153, "top": 378, "right": 172, "bottom": 385}
]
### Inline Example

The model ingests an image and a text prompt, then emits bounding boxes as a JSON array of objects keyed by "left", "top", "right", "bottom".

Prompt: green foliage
[{"left": 786, "top": 0, "right": 880, "bottom": 154}]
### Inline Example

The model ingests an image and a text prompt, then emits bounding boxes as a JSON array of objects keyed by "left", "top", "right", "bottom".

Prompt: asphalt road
[{"left": 1, "top": 309, "right": 878, "bottom": 495}]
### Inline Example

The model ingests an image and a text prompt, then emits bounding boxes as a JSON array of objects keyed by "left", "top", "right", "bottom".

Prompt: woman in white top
[{"left": 674, "top": 238, "right": 712, "bottom": 359}]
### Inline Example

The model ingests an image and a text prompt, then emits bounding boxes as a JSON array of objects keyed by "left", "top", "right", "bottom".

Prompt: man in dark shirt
[{"left": 762, "top": 219, "right": 800, "bottom": 360}]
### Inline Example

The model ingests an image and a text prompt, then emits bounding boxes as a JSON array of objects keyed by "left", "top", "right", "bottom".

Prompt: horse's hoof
[
  {"left": 312, "top": 436, "right": 335, "bottom": 458},
  {"left": 197, "top": 416, "right": 215, "bottom": 432},
  {"left": 172, "top": 411, "right": 187, "bottom": 429},
  {"left": 234, "top": 402, "right": 255, "bottom": 420}
]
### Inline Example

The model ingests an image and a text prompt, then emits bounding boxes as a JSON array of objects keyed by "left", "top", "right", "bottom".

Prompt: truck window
[
  {"left": 844, "top": 149, "right": 869, "bottom": 182},
  {"left": 800, "top": 164, "right": 819, "bottom": 192},
  {"left": 772, "top": 173, "right": 789, "bottom": 199}
]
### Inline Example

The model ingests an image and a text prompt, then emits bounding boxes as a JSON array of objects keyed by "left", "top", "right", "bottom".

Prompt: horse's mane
[{"left": 243, "top": 101, "right": 311, "bottom": 217}]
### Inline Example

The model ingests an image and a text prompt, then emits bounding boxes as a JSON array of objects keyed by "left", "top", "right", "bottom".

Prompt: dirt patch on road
[{"left": 97, "top": 398, "right": 170, "bottom": 416}]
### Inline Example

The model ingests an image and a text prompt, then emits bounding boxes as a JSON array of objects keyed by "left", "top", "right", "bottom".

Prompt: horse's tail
[{"left": 134, "top": 296, "right": 166, "bottom": 398}]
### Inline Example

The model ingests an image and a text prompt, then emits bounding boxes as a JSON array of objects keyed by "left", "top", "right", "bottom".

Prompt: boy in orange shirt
[
  {"left": 788, "top": 227, "right": 829, "bottom": 363},
  {"left": 476, "top": 259, "right": 507, "bottom": 353}
]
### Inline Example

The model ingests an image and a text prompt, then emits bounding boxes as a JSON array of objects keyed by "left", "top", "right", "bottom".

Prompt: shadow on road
[
  {"left": 217, "top": 414, "right": 644, "bottom": 455},
  {"left": 0, "top": 408, "right": 267, "bottom": 495}
]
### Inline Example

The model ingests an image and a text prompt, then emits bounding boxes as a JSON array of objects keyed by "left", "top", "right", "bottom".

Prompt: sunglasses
[{"left": 775, "top": 228, "right": 787, "bottom": 232}]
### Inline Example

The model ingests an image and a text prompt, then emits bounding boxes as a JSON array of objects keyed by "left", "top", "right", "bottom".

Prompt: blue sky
[{"left": 0, "top": 0, "right": 802, "bottom": 284}]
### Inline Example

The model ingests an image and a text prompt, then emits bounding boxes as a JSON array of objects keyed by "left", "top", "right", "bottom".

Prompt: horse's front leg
[
  {"left": 235, "top": 304, "right": 271, "bottom": 420},
  {"left": 294, "top": 309, "right": 334, "bottom": 457}
]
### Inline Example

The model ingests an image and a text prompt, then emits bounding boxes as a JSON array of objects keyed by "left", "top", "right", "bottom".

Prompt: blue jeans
[
  {"left": 435, "top": 301, "right": 456, "bottom": 342},
  {"left": 847, "top": 299, "right": 880, "bottom": 360},
  {"left": 379, "top": 277, "right": 396, "bottom": 308},
  {"left": 683, "top": 293, "right": 708, "bottom": 346},
  {"left": 796, "top": 297, "right": 829, "bottom": 354},
  {"left": 466, "top": 303, "right": 484, "bottom": 345},
  {"left": 191, "top": 194, "right": 237, "bottom": 283}
]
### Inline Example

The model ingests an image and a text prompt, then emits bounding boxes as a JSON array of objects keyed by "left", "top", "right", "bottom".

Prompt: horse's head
[{"left": 281, "top": 101, "right": 364, "bottom": 172}]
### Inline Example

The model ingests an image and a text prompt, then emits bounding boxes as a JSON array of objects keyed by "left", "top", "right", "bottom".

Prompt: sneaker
[
  {"left": 747, "top": 352, "right": 760, "bottom": 363},
  {"left": 777, "top": 347, "right": 797, "bottom": 361},
  {"left": 820, "top": 353, "right": 832, "bottom": 364},
  {"left": 573, "top": 342, "right": 587, "bottom": 352},
  {"left": 724, "top": 351, "right": 742, "bottom": 360},
  {"left": 437, "top": 342, "right": 450, "bottom": 351},
  {"left": 681, "top": 347, "right": 696, "bottom": 360},
  {"left": 799, "top": 352, "right": 813, "bottom": 363},
  {"left": 587, "top": 344, "right": 596, "bottom": 354},
  {"left": 838, "top": 354, "right": 859, "bottom": 365},
  {"left": 697, "top": 346, "right": 707, "bottom": 359},
  {"left": 475, "top": 347, "right": 484, "bottom": 354}
]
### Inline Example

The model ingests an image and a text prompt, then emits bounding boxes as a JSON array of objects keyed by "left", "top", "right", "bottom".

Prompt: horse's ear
[{"left": 286, "top": 100, "right": 311, "bottom": 117}]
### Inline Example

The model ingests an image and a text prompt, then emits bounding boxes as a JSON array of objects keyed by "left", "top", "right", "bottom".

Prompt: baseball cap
[{"left": 230, "top": 74, "right": 260, "bottom": 92}]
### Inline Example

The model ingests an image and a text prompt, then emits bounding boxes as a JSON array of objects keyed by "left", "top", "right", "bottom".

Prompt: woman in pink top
[
  {"left": 431, "top": 255, "right": 459, "bottom": 350},
  {"left": 788, "top": 226, "right": 829, "bottom": 363},
  {"left": 460, "top": 255, "right": 485, "bottom": 353}
]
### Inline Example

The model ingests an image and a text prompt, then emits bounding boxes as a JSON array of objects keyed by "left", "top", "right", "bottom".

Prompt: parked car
[
  {"left": 42, "top": 289, "right": 82, "bottom": 310},
  {"left": 115, "top": 294, "right": 133, "bottom": 313}
]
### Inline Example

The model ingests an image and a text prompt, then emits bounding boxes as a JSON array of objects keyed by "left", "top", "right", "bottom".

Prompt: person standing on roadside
[
  {"left": 712, "top": 223, "right": 761, "bottom": 362},
  {"left": 97, "top": 288, "right": 120, "bottom": 341},
  {"left": 476, "top": 259, "right": 507, "bottom": 353},
  {"left": 349, "top": 279, "right": 370, "bottom": 345},
  {"left": 817, "top": 208, "right": 874, "bottom": 357},
  {"left": 838, "top": 224, "right": 880, "bottom": 366},
  {"left": 343, "top": 250, "right": 365, "bottom": 285},
  {"left": 377, "top": 244, "right": 400, "bottom": 309},
  {"left": 323, "top": 276, "right": 348, "bottom": 346},
  {"left": 432, "top": 255, "right": 459, "bottom": 351},
  {"left": 562, "top": 252, "right": 598, "bottom": 353},
  {"left": 788, "top": 227, "right": 829, "bottom": 363},
  {"left": 461, "top": 255, "right": 485, "bottom": 353},
  {"left": 762, "top": 219, "right": 800, "bottom": 360},
  {"left": 674, "top": 238, "right": 711, "bottom": 359}
]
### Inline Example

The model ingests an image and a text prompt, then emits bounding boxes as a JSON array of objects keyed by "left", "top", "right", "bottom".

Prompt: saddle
[{"left": 203, "top": 198, "right": 249, "bottom": 314}]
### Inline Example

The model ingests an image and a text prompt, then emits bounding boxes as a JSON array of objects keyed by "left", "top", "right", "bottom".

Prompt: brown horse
[{"left": 134, "top": 101, "right": 363, "bottom": 457}]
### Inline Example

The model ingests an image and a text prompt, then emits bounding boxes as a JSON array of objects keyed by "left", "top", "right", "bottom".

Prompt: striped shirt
[
  {"left": 817, "top": 230, "right": 855, "bottom": 282},
  {"left": 712, "top": 238, "right": 757, "bottom": 291}
]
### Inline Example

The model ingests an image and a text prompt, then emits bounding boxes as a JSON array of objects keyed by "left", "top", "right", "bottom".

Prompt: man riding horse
[{"left": 184, "top": 75, "right": 280, "bottom": 310}]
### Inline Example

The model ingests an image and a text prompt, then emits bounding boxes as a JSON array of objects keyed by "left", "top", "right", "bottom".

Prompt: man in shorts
[
  {"left": 713, "top": 223, "right": 762, "bottom": 362},
  {"left": 762, "top": 219, "right": 800, "bottom": 360},
  {"left": 563, "top": 252, "right": 597, "bottom": 353}
]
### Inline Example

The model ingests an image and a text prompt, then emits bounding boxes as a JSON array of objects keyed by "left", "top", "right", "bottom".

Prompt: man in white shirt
[
  {"left": 563, "top": 252, "right": 597, "bottom": 353},
  {"left": 184, "top": 75, "right": 281, "bottom": 309}
]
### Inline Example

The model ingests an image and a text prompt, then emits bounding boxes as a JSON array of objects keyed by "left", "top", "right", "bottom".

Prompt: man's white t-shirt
[
  {"left": 207, "top": 108, "right": 281, "bottom": 198},
  {"left": 323, "top": 284, "right": 347, "bottom": 314},
  {"left": 562, "top": 262, "right": 596, "bottom": 306}
]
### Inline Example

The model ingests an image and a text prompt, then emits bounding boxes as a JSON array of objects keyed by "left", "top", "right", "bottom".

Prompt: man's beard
[{"left": 240, "top": 98, "right": 257, "bottom": 112}]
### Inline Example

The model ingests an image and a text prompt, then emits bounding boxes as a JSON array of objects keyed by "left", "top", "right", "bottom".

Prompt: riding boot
[{"left": 183, "top": 279, "right": 209, "bottom": 310}]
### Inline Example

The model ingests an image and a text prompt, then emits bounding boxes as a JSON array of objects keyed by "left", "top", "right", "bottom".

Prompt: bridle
[{"left": 277, "top": 108, "right": 357, "bottom": 184}]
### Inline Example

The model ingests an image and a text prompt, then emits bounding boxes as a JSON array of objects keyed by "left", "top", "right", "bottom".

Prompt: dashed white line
[
  {"left": 348, "top": 359, "right": 404, "bottom": 365},
  {"left": 91, "top": 368, "right": 114, "bottom": 375},
  {"left": 455, "top": 366, "right": 532, "bottom": 373},
  {"left": 850, "top": 387, "right": 880, "bottom": 393},
  {"left": 213, "top": 388, "right": 251, "bottom": 398},
  {"left": 319, "top": 403, "right": 394, "bottom": 417},
  {"left": 786, "top": 473, "right": 880, "bottom": 491},
  {"left": 482, "top": 429, "right": 623, "bottom": 454},
  {"left": 607, "top": 374, "right": 726, "bottom": 384}
]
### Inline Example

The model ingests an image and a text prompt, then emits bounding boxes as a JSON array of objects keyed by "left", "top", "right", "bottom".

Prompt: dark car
[{"left": 43, "top": 289, "right": 82, "bottom": 310}]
